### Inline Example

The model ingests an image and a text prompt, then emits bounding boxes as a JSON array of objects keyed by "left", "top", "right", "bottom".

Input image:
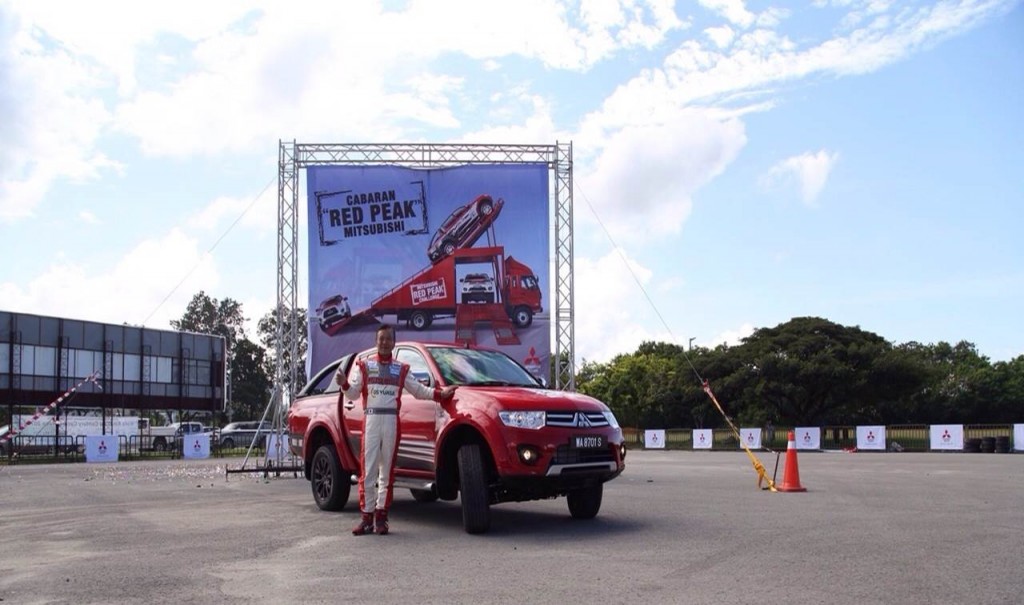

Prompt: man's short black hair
[{"left": 376, "top": 323, "right": 395, "bottom": 337}]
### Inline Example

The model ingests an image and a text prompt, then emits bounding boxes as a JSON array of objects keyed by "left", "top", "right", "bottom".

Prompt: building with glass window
[{"left": 1, "top": 311, "right": 226, "bottom": 418}]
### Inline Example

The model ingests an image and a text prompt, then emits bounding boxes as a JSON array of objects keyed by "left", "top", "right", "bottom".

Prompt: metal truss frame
[{"left": 275, "top": 141, "right": 577, "bottom": 399}]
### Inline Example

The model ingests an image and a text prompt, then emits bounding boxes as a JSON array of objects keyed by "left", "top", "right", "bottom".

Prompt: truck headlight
[
  {"left": 602, "top": 411, "right": 620, "bottom": 429},
  {"left": 499, "top": 410, "right": 546, "bottom": 429}
]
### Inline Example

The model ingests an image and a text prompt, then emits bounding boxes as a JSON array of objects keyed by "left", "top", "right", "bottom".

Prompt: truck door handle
[{"left": 343, "top": 402, "right": 355, "bottom": 410}]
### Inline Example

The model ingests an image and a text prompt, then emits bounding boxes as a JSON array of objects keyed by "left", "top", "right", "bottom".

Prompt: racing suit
[{"left": 338, "top": 353, "right": 444, "bottom": 516}]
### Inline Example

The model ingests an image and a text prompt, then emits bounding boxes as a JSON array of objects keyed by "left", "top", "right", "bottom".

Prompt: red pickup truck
[{"left": 287, "top": 341, "right": 626, "bottom": 534}]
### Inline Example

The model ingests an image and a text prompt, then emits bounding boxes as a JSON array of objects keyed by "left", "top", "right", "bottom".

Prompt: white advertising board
[
  {"left": 930, "top": 424, "right": 964, "bottom": 450},
  {"left": 856, "top": 426, "right": 887, "bottom": 450},
  {"left": 794, "top": 427, "right": 821, "bottom": 450},
  {"left": 85, "top": 435, "right": 119, "bottom": 463},
  {"left": 265, "top": 433, "right": 288, "bottom": 460},
  {"left": 692, "top": 429, "right": 713, "bottom": 450},
  {"left": 644, "top": 430, "right": 666, "bottom": 449},
  {"left": 182, "top": 433, "right": 211, "bottom": 459},
  {"left": 740, "top": 428, "right": 762, "bottom": 449},
  {"left": 1015, "top": 424, "right": 1024, "bottom": 452}
]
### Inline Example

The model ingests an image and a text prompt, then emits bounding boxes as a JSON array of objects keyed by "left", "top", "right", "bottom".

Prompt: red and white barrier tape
[{"left": 1, "top": 371, "right": 101, "bottom": 443}]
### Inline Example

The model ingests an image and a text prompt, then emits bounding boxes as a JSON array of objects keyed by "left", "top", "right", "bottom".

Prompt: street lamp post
[{"left": 688, "top": 337, "right": 695, "bottom": 351}]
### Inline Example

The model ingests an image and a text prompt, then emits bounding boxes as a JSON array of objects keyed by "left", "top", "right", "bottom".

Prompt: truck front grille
[{"left": 545, "top": 411, "right": 609, "bottom": 428}]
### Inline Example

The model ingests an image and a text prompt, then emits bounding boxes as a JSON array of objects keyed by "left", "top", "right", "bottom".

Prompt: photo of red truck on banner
[
  {"left": 306, "top": 164, "right": 550, "bottom": 378},
  {"left": 319, "top": 246, "right": 542, "bottom": 344}
]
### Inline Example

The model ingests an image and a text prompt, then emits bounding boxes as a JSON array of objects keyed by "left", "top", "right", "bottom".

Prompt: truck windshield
[{"left": 427, "top": 346, "right": 541, "bottom": 387}]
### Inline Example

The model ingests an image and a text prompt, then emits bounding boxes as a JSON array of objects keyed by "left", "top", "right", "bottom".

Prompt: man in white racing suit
[{"left": 336, "top": 324, "right": 457, "bottom": 535}]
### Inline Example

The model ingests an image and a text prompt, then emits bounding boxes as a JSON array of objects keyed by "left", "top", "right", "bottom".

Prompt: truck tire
[
  {"left": 511, "top": 306, "right": 533, "bottom": 328},
  {"left": 410, "top": 488, "right": 439, "bottom": 503},
  {"left": 410, "top": 311, "right": 433, "bottom": 330},
  {"left": 311, "top": 444, "right": 351, "bottom": 511},
  {"left": 458, "top": 443, "right": 491, "bottom": 534},
  {"left": 442, "top": 240, "right": 456, "bottom": 257},
  {"left": 154, "top": 437, "right": 167, "bottom": 452},
  {"left": 477, "top": 199, "right": 494, "bottom": 216},
  {"left": 220, "top": 437, "right": 235, "bottom": 449},
  {"left": 567, "top": 483, "right": 603, "bottom": 520}
]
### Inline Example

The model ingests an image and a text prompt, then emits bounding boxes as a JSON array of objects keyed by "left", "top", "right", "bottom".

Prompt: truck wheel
[
  {"left": 442, "top": 240, "right": 456, "bottom": 257},
  {"left": 458, "top": 443, "right": 491, "bottom": 534},
  {"left": 511, "top": 306, "right": 533, "bottom": 328},
  {"left": 410, "top": 311, "right": 433, "bottom": 330},
  {"left": 567, "top": 483, "right": 603, "bottom": 520},
  {"left": 311, "top": 444, "right": 351, "bottom": 511},
  {"left": 154, "top": 438, "right": 167, "bottom": 452},
  {"left": 410, "top": 488, "right": 439, "bottom": 503},
  {"left": 221, "top": 437, "right": 235, "bottom": 449},
  {"left": 477, "top": 199, "right": 494, "bottom": 216}
]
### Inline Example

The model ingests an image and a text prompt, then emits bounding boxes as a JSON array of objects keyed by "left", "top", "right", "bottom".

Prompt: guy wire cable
[
  {"left": 575, "top": 183, "right": 777, "bottom": 491},
  {"left": 141, "top": 175, "right": 277, "bottom": 327}
]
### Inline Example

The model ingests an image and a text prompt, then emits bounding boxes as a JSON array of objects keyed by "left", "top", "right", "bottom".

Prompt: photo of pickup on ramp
[{"left": 1, "top": 451, "right": 1021, "bottom": 604}]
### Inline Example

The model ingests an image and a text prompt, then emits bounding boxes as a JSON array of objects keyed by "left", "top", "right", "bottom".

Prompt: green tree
[
  {"left": 986, "top": 356, "right": 1024, "bottom": 422},
  {"left": 257, "top": 303, "right": 309, "bottom": 395},
  {"left": 172, "top": 291, "right": 250, "bottom": 422},
  {"left": 579, "top": 318, "right": 1015, "bottom": 428},
  {"left": 228, "top": 338, "right": 272, "bottom": 420},
  {"left": 724, "top": 317, "right": 896, "bottom": 425},
  {"left": 901, "top": 340, "right": 995, "bottom": 423},
  {"left": 170, "top": 291, "right": 247, "bottom": 350}
]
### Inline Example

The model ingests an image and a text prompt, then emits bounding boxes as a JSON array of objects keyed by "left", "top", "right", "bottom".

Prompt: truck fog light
[
  {"left": 620, "top": 444, "right": 627, "bottom": 460},
  {"left": 517, "top": 445, "right": 540, "bottom": 465}
]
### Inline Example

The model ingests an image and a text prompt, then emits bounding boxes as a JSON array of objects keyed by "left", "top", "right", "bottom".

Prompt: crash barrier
[{"left": 624, "top": 423, "right": 1022, "bottom": 452}]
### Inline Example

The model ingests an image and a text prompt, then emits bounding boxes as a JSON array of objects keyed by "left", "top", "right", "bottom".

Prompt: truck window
[
  {"left": 396, "top": 349, "right": 432, "bottom": 386},
  {"left": 309, "top": 361, "right": 345, "bottom": 395}
]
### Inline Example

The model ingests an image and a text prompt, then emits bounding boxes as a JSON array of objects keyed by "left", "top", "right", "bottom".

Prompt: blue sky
[{"left": 1, "top": 0, "right": 1021, "bottom": 366}]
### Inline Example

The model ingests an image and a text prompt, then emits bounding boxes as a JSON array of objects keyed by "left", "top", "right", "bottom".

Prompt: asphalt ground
[{"left": 1, "top": 450, "right": 1021, "bottom": 605}]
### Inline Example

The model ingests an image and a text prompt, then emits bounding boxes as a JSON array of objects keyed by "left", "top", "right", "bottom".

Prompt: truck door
[
  {"left": 333, "top": 355, "right": 365, "bottom": 461},
  {"left": 395, "top": 347, "right": 439, "bottom": 475}
]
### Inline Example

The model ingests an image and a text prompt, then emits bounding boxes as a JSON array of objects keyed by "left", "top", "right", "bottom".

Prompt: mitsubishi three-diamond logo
[{"left": 575, "top": 413, "right": 592, "bottom": 428}]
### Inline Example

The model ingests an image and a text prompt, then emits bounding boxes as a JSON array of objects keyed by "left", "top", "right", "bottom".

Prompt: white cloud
[
  {"left": 698, "top": 0, "right": 757, "bottom": 29},
  {"left": 705, "top": 25, "right": 736, "bottom": 48},
  {"left": 0, "top": 229, "right": 217, "bottom": 329},
  {"left": 187, "top": 187, "right": 277, "bottom": 235},
  {"left": 0, "top": 12, "right": 122, "bottom": 221},
  {"left": 762, "top": 149, "right": 840, "bottom": 206},
  {"left": 574, "top": 248, "right": 666, "bottom": 363},
  {"left": 2, "top": 0, "right": 1010, "bottom": 223},
  {"left": 709, "top": 322, "right": 755, "bottom": 348},
  {"left": 78, "top": 210, "right": 100, "bottom": 225},
  {"left": 576, "top": 110, "right": 746, "bottom": 243}
]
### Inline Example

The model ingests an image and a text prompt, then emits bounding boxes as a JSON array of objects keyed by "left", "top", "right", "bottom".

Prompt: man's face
[{"left": 376, "top": 328, "right": 395, "bottom": 357}]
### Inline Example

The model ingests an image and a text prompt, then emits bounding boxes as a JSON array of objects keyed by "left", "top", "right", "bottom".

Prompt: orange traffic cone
[{"left": 777, "top": 431, "right": 807, "bottom": 492}]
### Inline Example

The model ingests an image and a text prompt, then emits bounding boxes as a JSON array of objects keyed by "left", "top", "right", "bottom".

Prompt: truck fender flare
[
  {"left": 303, "top": 417, "right": 358, "bottom": 473},
  {"left": 436, "top": 415, "right": 500, "bottom": 497}
]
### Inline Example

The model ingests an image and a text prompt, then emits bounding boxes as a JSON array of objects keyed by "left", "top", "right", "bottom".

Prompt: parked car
[
  {"left": 459, "top": 272, "right": 496, "bottom": 304},
  {"left": 426, "top": 195, "right": 504, "bottom": 263},
  {"left": 316, "top": 294, "right": 351, "bottom": 332},
  {"left": 218, "top": 421, "right": 274, "bottom": 449}
]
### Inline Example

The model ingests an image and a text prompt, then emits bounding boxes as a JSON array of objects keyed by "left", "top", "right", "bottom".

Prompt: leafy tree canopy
[{"left": 170, "top": 291, "right": 247, "bottom": 350}]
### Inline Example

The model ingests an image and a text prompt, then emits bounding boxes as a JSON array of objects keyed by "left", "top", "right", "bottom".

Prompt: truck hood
[{"left": 459, "top": 386, "right": 611, "bottom": 413}]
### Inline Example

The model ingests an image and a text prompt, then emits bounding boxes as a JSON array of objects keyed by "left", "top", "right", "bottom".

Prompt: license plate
[{"left": 572, "top": 435, "right": 606, "bottom": 449}]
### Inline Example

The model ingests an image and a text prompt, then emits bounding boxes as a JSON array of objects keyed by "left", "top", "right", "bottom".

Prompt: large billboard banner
[{"left": 306, "top": 164, "right": 550, "bottom": 377}]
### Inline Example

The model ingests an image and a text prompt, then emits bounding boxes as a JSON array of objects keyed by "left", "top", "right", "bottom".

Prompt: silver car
[{"left": 217, "top": 421, "right": 274, "bottom": 449}]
